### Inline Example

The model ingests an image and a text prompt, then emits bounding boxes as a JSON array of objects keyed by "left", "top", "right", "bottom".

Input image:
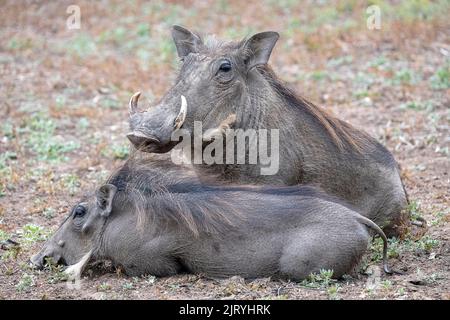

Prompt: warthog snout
[
  {"left": 126, "top": 131, "right": 161, "bottom": 153},
  {"left": 127, "top": 93, "right": 187, "bottom": 153},
  {"left": 30, "top": 244, "right": 66, "bottom": 269}
]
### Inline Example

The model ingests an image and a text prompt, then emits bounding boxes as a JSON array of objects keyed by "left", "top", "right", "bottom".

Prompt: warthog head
[
  {"left": 127, "top": 25, "right": 279, "bottom": 152},
  {"left": 30, "top": 184, "right": 117, "bottom": 269}
]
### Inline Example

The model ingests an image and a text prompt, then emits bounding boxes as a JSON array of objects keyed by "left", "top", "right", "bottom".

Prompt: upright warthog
[
  {"left": 31, "top": 155, "right": 390, "bottom": 280},
  {"left": 127, "top": 26, "right": 408, "bottom": 235}
]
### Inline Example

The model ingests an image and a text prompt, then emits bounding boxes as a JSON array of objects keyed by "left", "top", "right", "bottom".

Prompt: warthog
[
  {"left": 127, "top": 26, "right": 408, "bottom": 236},
  {"left": 31, "top": 156, "right": 390, "bottom": 280}
]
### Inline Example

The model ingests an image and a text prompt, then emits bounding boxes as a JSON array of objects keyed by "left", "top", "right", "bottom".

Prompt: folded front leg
[{"left": 202, "top": 114, "right": 237, "bottom": 142}]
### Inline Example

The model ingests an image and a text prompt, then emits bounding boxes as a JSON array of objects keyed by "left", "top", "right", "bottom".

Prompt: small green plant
[
  {"left": 43, "top": 207, "right": 56, "bottom": 219},
  {"left": 67, "top": 33, "right": 97, "bottom": 57},
  {"left": 407, "top": 200, "right": 424, "bottom": 221},
  {"left": 144, "top": 275, "right": 157, "bottom": 285},
  {"left": 381, "top": 280, "right": 393, "bottom": 290},
  {"left": 44, "top": 258, "right": 69, "bottom": 283},
  {"left": 23, "top": 114, "right": 79, "bottom": 162},
  {"left": 430, "top": 65, "right": 450, "bottom": 89},
  {"left": 430, "top": 211, "right": 447, "bottom": 226},
  {"left": 18, "top": 224, "right": 50, "bottom": 245},
  {"left": 100, "top": 97, "right": 121, "bottom": 109},
  {"left": 122, "top": 281, "right": 134, "bottom": 290},
  {"left": 300, "top": 269, "right": 335, "bottom": 289},
  {"left": 399, "top": 101, "right": 434, "bottom": 112},
  {"left": 327, "top": 284, "right": 340, "bottom": 300},
  {"left": 0, "top": 229, "right": 10, "bottom": 241},
  {"left": 415, "top": 236, "right": 439, "bottom": 253},
  {"left": 310, "top": 70, "right": 328, "bottom": 82},
  {"left": 77, "top": 118, "right": 90, "bottom": 130},
  {"left": 392, "top": 68, "right": 421, "bottom": 85},
  {"left": 98, "top": 282, "right": 112, "bottom": 292},
  {"left": 16, "top": 273, "right": 35, "bottom": 292},
  {"left": 1, "top": 122, "right": 14, "bottom": 138},
  {"left": 0, "top": 151, "right": 17, "bottom": 170},
  {"left": 111, "top": 144, "right": 129, "bottom": 160},
  {"left": 61, "top": 174, "right": 80, "bottom": 196},
  {"left": 102, "top": 143, "right": 130, "bottom": 160},
  {"left": 370, "top": 237, "right": 401, "bottom": 261}
]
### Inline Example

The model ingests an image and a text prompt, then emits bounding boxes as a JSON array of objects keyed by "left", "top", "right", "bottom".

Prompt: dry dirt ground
[{"left": 0, "top": 1, "right": 449, "bottom": 300}]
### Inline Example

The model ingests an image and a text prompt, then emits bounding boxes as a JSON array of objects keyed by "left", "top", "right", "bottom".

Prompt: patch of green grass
[
  {"left": 17, "top": 224, "right": 50, "bottom": 245},
  {"left": 415, "top": 236, "right": 439, "bottom": 253},
  {"left": 369, "top": 0, "right": 449, "bottom": 22},
  {"left": 430, "top": 65, "right": 450, "bottom": 90},
  {"left": 122, "top": 281, "right": 134, "bottom": 290},
  {"left": 143, "top": 275, "right": 157, "bottom": 285},
  {"left": 77, "top": 117, "right": 90, "bottom": 130},
  {"left": 309, "top": 70, "right": 329, "bottom": 82},
  {"left": 0, "top": 229, "right": 10, "bottom": 241},
  {"left": 16, "top": 274, "right": 35, "bottom": 292},
  {"left": 391, "top": 68, "right": 421, "bottom": 85},
  {"left": 44, "top": 258, "right": 69, "bottom": 284},
  {"left": 22, "top": 114, "right": 79, "bottom": 162},
  {"left": 407, "top": 200, "right": 424, "bottom": 221},
  {"left": 98, "top": 282, "right": 112, "bottom": 292},
  {"left": 399, "top": 100, "right": 435, "bottom": 112},
  {"left": 43, "top": 207, "right": 56, "bottom": 219},
  {"left": 327, "top": 55, "right": 353, "bottom": 68},
  {"left": 353, "top": 90, "right": 370, "bottom": 99},
  {"left": 368, "top": 55, "right": 389, "bottom": 69},
  {"left": 370, "top": 234, "right": 440, "bottom": 263},
  {"left": 2, "top": 122, "right": 14, "bottom": 138},
  {"left": 327, "top": 284, "right": 341, "bottom": 300},
  {"left": 100, "top": 97, "right": 121, "bottom": 109},
  {"left": 102, "top": 143, "right": 130, "bottom": 160},
  {"left": 353, "top": 72, "right": 376, "bottom": 92},
  {"left": 136, "top": 23, "right": 151, "bottom": 37},
  {"left": 54, "top": 95, "right": 66, "bottom": 109},
  {"left": 0, "top": 151, "right": 17, "bottom": 171},
  {"left": 300, "top": 269, "right": 335, "bottom": 289},
  {"left": 430, "top": 211, "right": 446, "bottom": 226},
  {"left": 61, "top": 173, "right": 80, "bottom": 196},
  {"left": 381, "top": 279, "right": 393, "bottom": 290},
  {"left": 7, "top": 37, "right": 34, "bottom": 51},
  {"left": 66, "top": 34, "right": 97, "bottom": 58},
  {"left": 370, "top": 237, "right": 402, "bottom": 261}
]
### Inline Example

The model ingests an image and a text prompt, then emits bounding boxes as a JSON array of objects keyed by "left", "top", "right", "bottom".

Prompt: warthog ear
[
  {"left": 242, "top": 31, "right": 279, "bottom": 71},
  {"left": 171, "top": 25, "right": 203, "bottom": 58},
  {"left": 96, "top": 184, "right": 117, "bottom": 217}
]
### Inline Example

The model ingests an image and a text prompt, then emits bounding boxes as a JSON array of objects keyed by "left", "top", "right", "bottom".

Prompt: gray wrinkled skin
[
  {"left": 31, "top": 157, "right": 389, "bottom": 280},
  {"left": 128, "top": 26, "right": 408, "bottom": 235}
]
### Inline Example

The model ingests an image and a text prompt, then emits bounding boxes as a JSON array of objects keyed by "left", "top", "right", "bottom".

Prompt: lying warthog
[
  {"left": 31, "top": 156, "right": 390, "bottom": 280},
  {"left": 127, "top": 26, "right": 408, "bottom": 236}
]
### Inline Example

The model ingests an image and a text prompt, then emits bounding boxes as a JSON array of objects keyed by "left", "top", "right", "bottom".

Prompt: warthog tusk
[
  {"left": 174, "top": 95, "right": 187, "bottom": 129},
  {"left": 129, "top": 92, "right": 141, "bottom": 115},
  {"left": 65, "top": 250, "right": 92, "bottom": 281}
]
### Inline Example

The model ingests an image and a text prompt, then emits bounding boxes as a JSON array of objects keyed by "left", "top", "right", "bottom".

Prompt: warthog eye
[
  {"left": 73, "top": 205, "right": 86, "bottom": 219},
  {"left": 219, "top": 60, "right": 232, "bottom": 72}
]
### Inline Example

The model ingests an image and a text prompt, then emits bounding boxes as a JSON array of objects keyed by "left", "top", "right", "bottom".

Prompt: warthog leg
[{"left": 202, "top": 114, "right": 237, "bottom": 142}]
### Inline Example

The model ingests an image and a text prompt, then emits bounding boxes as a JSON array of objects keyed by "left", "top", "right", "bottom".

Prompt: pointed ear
[
  {"left": 242, "top": 31, "right": 279, "bottom": 71},
  {"left": 171, "top": 25, "right": 203, "bottom": 58},
  {"left": 96, "top": 184, "right": 117, "bottom": 217}
]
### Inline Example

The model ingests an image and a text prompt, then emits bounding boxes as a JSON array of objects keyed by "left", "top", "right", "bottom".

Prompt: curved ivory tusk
[
  {"left": 128, "top": 92, "right": 141, "bottom": 115},
  {"left": 174, "top": 95, "right": 187, "bottom": 129},
  {"left": 65, "top": 250, "right": 92, "bottom": 280}
]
